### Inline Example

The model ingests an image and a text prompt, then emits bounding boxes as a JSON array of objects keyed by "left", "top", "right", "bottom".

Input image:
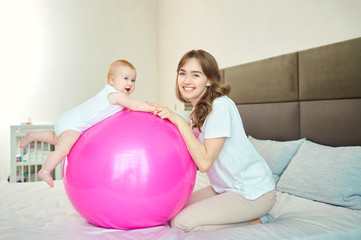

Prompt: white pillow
[
  {"left": 277, "top": 140, "right": 361, "bottom": 210},
  {"left": 248, "top": 136, "right": 305, "bottom": 183}
]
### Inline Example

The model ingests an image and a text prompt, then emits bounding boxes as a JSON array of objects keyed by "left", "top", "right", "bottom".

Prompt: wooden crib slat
[
  {"left": 21, "top": 164, "right": 24, "bottom": 183},
  {"left": 20, "top": 136, "right": 24, "bottom": 183}
]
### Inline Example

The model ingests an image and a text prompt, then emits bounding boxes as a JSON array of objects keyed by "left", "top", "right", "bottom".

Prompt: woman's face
[{"left": 177, "top": 58, "right": 211, "bottom": 105}]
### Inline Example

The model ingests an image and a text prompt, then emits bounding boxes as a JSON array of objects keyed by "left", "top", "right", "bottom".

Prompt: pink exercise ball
[{"left": 63, "top": 110, "right": 196, "bottom": 230}]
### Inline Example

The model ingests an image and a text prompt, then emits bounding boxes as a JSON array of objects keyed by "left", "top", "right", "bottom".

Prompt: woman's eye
[
  {"left": 179, "top": 72, "right": 185, "bottom": 76},
  {"left": 193, "top": 74, "right": 199, "bottom": 78}
]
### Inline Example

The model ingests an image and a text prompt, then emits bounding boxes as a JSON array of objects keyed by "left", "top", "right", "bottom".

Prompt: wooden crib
[{"left": 10, "top": 124, "right": 63, "bottom": 183}]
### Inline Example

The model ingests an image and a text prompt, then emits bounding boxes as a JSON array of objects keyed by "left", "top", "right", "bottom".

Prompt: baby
[{"left": 20, "top": 60, "right": 155, "bottom": 187}]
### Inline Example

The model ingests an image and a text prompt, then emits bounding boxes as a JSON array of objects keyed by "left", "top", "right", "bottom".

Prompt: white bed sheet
[{"left": 1, "top": 172, "right": 361, "bottom": 240}]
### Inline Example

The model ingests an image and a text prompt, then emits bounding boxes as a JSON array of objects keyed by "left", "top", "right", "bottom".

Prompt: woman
[{"left": 154, "top": 50, "right": 275, "bottom": 232}]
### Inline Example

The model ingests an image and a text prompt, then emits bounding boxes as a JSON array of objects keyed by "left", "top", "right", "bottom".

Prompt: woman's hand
[{"left": 153, "top": 105, "right": 183, "bottom": 126}]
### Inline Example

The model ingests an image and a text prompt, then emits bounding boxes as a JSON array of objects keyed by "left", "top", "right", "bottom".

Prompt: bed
[{"left": 1, "top": 37, "right": 361, "bottom": 240}]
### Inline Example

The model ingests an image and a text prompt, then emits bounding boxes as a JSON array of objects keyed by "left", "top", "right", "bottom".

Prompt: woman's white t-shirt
[{"left": 198, "top": 96, "right": 275, "bottom": 200}]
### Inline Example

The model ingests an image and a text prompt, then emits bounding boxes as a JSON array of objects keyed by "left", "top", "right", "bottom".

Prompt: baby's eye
[
  {"left": 124, "top": 77, "right": 128, "bottom": 81},
  {"left": 131, "top": 79, "right": 135, "bottom": 83}
]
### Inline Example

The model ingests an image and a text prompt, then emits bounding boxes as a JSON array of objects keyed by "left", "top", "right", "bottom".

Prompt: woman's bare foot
[
  {"left": 20, "top": 131, "right": 34, "bottom": 148},
  {"left": 38, "top": 169, "right": 54, "bottom": 187}
]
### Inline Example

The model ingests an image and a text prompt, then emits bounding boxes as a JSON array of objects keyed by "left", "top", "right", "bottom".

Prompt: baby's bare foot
[
  {"left": 38, "top": 169, "right": 54, "bottom": 187},
  {"left": 20, "top": 131, "right": 34, "bottom": 148}
]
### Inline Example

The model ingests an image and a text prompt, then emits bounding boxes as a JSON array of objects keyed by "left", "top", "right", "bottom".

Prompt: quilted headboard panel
[
  {"left": 225, "top": 53, "right": 298, "bottom": 104},
  {"left": 299, "top": 38, "right": 361, "bottom": 100},
  {"left": 223, "top": 37, "right": 361, "bottom": 146}
]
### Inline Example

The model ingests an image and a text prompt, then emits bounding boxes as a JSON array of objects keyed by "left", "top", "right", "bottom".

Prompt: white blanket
[{"left": 1, "top": 172, "right": 361, "bottom": 240}]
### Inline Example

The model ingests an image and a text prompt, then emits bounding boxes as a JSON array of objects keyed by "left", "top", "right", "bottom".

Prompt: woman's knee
[
  {"left": 170, "top": 215, "right": 186, "bottom": 231},
  {"left": 170, "top": 213, "right": 197, "bottom": 232}
]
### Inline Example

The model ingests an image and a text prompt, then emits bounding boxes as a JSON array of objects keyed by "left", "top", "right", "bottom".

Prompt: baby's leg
[
  {"left": 38, "top": 130, "right": 81, "bottom": 187},
  {"left": 20, "top": 130, "right": 58, "bottom": 147}
]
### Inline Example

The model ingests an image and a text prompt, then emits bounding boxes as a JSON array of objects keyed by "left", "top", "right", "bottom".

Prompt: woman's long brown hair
[{"left": 176, "top": 50, "right": 230, "bottom": 132}]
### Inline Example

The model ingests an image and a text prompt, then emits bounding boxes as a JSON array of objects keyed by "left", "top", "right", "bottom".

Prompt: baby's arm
[{"left": 108, "top": 92, "right": 155, "bottom": 112}]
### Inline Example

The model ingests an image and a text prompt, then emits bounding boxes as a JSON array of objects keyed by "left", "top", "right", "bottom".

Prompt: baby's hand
[
  {"left": 143, "top": 101, "right": 157, "bottom": 113},
  {"left": 148, "top": 102, "right": 161, "bottom": 115},
  {"left": 154, "top": 105, "right": 170, "bottom": 119},
  {"left": 147, "top": 102, "right": 159, "bottom": 107}
]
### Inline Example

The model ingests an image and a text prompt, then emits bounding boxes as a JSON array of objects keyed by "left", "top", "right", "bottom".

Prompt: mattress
[{"left": 1, "top": 172, "right": 361, "bottom": 240}]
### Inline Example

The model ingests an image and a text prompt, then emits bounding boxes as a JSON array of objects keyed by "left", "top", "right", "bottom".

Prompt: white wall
[
  {"left": 157, "top": 0, "right": 361, "bottom": 110},
  {"left": 0, "top": 0, "right": 158, "bottom": 182}
]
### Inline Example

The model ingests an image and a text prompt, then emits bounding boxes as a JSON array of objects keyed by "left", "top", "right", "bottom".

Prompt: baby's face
[{"left": 109, "top": 65, "right": 136, "bottom": 95}]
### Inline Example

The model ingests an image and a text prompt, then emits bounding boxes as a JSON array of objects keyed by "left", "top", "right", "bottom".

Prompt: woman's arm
[
  {"left": 108, "top": 92, "right": 155, "bottom": 112},
  {"left": 155, "top": 105, "right": 226, "bottom": 172}
]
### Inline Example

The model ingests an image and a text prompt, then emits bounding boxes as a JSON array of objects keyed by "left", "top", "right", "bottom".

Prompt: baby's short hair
[{"left": 107, "top": 60, "right": 136, "bottom": 81}]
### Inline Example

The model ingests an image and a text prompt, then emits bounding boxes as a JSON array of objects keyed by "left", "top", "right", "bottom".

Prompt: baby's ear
[{"left": 108, "top": 75, "right": 113, "bottom": 84}]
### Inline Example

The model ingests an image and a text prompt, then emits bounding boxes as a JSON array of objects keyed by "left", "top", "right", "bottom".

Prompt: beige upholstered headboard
[{"left": 222, "top": 37, "right": 361, "bottom": 147}]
